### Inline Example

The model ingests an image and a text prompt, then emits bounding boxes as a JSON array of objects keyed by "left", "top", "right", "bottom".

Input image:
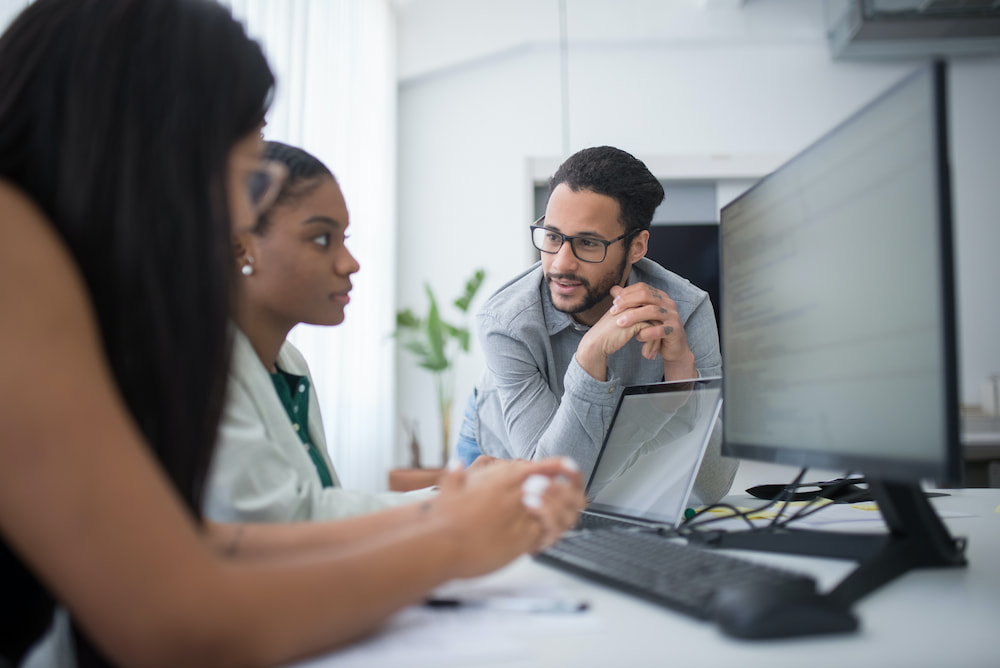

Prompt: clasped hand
[{"left": 585, "top": 282, "right": 692, "bottom": 364}]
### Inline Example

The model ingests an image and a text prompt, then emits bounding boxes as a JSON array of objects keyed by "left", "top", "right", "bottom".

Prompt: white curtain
[
  {"left": 0, "top": 0, "right": 29, "bottom": 31},
  {"left": 224, "top": 0, "right": 399, "bottom": 492}
]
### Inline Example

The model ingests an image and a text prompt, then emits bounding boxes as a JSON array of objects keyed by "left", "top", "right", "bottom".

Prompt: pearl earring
[{"left": 241, "top": 256, "right": 255, "bottom": 276}]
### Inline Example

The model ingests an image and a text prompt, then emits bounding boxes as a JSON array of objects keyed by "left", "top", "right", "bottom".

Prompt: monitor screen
[{"left": 719, "top": 61, "right": 961, "bottom": 487}]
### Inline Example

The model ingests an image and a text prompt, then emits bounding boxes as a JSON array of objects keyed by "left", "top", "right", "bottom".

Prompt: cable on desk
[
  {"left": 770, "top": 474, "right": 870, "bottom": 529},
  {"left": 664, "top": 468, "right": 870, "bottom": 542},
  {"left": 666, "top": 467, "right": 810, "bottom": 538}
]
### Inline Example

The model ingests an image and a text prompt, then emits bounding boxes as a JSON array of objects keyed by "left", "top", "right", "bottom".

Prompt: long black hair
[{"left": 0, "top": 0, "right": 273, "bottom": 664}]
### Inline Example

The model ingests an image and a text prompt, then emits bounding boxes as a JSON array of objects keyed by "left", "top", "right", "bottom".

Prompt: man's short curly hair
[{"left": 549, "top": 146, "right": 664, "bottom": 236}]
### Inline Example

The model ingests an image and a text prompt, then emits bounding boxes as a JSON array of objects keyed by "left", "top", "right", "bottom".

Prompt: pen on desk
[{"left": 424, "top": 596, "right": 589, "bottom": 613}]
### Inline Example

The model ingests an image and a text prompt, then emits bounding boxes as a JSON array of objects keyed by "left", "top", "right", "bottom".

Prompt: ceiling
[{"left": 394, "top": 0, "right": 1000, "bottom": 85}]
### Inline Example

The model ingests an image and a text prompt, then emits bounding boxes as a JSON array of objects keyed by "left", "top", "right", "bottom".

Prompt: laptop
[{"left": 573, "top": 376, "right": 723, "bottom": 532}]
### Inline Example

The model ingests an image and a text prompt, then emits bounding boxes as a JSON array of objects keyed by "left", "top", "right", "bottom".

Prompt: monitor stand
[{"left": 688, "top": 479, "right": 967, "bottom": 606}]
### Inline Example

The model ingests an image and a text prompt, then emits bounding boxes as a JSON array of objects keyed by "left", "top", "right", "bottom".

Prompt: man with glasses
[{"left": 457, "top": 146, "right": 737, "bottom": 505}]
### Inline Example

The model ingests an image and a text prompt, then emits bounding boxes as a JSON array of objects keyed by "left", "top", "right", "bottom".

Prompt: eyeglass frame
[
  {"left": 529, "top": 216, "right": 636, "bottom": 263},
  {"left": 248, "top": 159, "right": 289, "bottom": 219}
]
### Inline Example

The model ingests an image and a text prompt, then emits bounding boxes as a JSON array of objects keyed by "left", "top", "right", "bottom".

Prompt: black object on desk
[
  {"left": 713, "top": 582, "right": 859, "bottom": 639},
  {"left": 745, "top": 477, "right": 949, "bottom": 504},
  {"left": 746, "top": 477, "right": 873, "bottom": 503},
  {"left": 535, "top": 528, "right": 854, "bottom": 639}
]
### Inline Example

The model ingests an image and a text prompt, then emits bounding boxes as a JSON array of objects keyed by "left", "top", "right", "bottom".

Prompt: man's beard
[{"left": 546, "top": 253, "right": 628, "bottom": 315}]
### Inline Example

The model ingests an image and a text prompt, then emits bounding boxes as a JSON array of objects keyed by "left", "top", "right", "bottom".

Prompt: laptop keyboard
[
  {"left": 536, "top": 528, "right": 817, "bottom": 620},
  {"left": 576, "top": 512, "right": 651, "bottom": 531}
]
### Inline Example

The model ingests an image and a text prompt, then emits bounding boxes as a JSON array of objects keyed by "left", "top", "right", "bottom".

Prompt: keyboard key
[{"left": 536, "top": 528, "right": 816, "bottom": 620}]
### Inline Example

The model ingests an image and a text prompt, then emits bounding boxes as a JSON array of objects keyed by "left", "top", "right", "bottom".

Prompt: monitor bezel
[{"left": 718, "top": 60, "right": 963, "bottom": 488}]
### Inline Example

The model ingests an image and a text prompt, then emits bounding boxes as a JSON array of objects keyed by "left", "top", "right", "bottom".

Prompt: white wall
[
  {"left": 950, "top": 58, "right": 1000, "bottom": 414},
  {"left": 394, "top": 0, "right": 1000, "bottom": 466}
]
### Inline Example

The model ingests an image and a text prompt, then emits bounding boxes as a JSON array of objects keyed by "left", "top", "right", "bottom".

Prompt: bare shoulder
[
  {"left": 0, "top": 178, "right": 112, "bottom": 464},
  {"left": 0, "top": 175, "right": 119, "bottom": 449},
  {"left": 0, "top": 182, "right": 232, "bottom": 665},
  {"left": 0, "top": 180, "right": 95, "bottom": 335},
  {"left": 0, "top": 176, "right": 118, "bottom": 412},
  {"left": 0, "top": 179, "right": 60, "bottom": 248}
]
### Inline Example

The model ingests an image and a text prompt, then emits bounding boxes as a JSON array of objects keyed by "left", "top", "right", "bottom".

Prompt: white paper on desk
[
  {"left": 781, "top": 502, "right": 887, "bottom": 528},
  {"left": 286, "top": 577, "right": 595, "bottom": 668},
  {"left": 788, "top": 502, "right": 973, "bottom": 529},
  {"left": 287, "top": 606, "right": 527, "bottom": 668}
]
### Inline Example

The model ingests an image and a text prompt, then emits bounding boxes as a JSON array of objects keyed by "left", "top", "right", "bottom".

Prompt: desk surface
[{"left": 295, "top": 465, "right": 1000, "bottom": 668}]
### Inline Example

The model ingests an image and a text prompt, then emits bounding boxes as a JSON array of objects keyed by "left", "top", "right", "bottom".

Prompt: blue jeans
[{"left": 455, "top": 391, "right": 482, "bottom": 467}]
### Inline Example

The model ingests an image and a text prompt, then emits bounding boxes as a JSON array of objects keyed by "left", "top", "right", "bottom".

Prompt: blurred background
[{"left": 2, "top": 0, "right": 996, "bottom": 491}]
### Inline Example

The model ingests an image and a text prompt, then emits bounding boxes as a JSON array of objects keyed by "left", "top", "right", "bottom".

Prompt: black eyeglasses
[{"left": 530, "top": 217, "right": 631, "bottom": 263}]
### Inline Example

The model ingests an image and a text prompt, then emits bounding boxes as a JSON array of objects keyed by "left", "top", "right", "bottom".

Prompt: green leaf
[
  {"left": 453, "top": 268, "right": 485, "bottom": 312},
  {"left": 423, "top": 285, "right": 448, "bottom": 370},
  {"left": 455, "top": 327, "right": 471, "bottom": 352},
  {"left": 395, "top": 269, "right": 486, "bottom": 378},
  {"left": 396, "top": 309, "right": 420, "bottom": 329},
  {"left": 418, "top": 357, "right": 449, "bottom": 373},
  {"left": 438, "top": 322, "right": 469, "bottom": 352},
  {"left": 403, "top": 340, "right": 431, "bottom": 359}
]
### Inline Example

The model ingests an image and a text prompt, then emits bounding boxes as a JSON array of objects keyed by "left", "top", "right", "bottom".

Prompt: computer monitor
[{"left": 716, "top": 60, "right": 966, "bottom": 604}]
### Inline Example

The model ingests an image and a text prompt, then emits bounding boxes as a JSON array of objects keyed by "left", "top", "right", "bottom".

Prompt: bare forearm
[
  {"left": 220, "top": 515, "right": 460, "bottom": 666},
  {"left": 0, "top": 192, "right": 579, "bottom": 668},
  {"left": 204, "top": 501, "right": 430, "bottom": 561},
  {"left": 68, "top": 517, "right": 462, "bottom": 668},
  {"left": 222, "top": 462, "right": 571, "bottom": 664}
]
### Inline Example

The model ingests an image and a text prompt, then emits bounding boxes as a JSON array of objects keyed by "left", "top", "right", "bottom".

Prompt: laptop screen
[{"left": 586, "top": 377, "right": 723, "bottom": 527}]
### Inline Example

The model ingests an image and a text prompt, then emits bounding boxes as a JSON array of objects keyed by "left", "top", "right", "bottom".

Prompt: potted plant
[{"left": 394, "top": 268, "right": 485, "bottom": 478}]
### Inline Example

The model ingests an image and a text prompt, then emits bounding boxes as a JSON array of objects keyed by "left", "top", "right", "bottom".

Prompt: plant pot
[{"left": 388, "top": 467, "right": 443, "bottom": 492}]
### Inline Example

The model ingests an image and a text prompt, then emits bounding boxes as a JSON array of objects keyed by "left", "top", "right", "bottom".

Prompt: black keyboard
[{"left": 535, "top": 528, "right": 817, "bottom": 620}]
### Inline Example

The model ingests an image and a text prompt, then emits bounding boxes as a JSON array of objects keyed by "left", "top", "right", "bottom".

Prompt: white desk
[{"left": 295, "top": 465, "right": 1000, "bottom": 668}]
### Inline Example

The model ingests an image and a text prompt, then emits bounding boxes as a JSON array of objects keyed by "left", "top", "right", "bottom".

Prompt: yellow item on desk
[{"left": 697, "top": 499, "right": 881, "bottom": 522}]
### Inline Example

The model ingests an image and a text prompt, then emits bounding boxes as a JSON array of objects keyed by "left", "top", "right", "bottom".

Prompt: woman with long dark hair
[{"left": 0, "top": 1, "right": 584, "bottom": 666}]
